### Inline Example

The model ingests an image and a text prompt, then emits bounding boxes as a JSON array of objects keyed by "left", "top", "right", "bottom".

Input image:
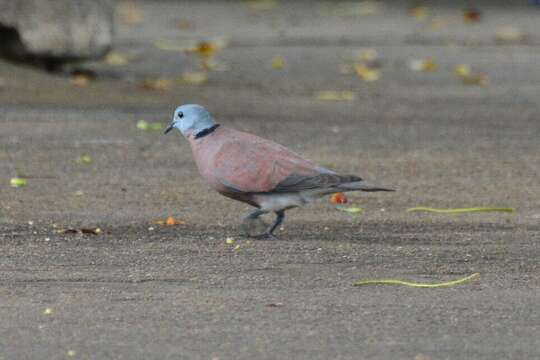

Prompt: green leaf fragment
[
  {"left": 354, "top": 273, "right": 480, "bottom": 288},
  {"left": 10, "top": 177, "right": 27, "bottom": 187},
  {"left": 337, "top": 206, "right": 363, "bottom": 214},
  {"left": 77, "top": 154, "right": 92, "bottom": 164},
  {"left": 407, "top": 207, "right": 514, "bottom": 214},
  {"left": 137, "top": 120, "right": 164, "bottom": 131}
]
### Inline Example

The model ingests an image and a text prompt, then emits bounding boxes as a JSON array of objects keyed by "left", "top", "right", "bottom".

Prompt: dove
[{"left": 164, "top": 104, "right": 394, "bottom": 238}]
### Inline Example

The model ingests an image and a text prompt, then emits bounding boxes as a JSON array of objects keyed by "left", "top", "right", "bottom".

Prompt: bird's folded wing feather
[
  {"left": 272, "top": 173, "right": 362, "bottom": 193},
  {"left": 211, "top": 137, "right": 335, "bottom": 193}
]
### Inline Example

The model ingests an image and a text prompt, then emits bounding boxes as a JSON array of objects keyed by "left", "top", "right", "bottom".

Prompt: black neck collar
[{"left": 194, "top": 124, "right": 220, "bottom": 139}]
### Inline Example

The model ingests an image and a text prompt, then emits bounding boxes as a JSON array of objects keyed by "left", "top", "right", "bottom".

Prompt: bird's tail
[{"left": 338, "top": 181, "right": 396, "bottom": 192}]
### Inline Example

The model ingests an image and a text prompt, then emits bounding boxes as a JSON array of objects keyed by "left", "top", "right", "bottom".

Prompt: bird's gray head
[{"left": 164, "top": 104, "right": 217, "bottom": 139}]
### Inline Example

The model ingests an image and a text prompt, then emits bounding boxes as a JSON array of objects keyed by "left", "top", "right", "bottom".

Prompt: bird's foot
[{"left": 241, "top": 216, "right": 268, "bottom": 237}]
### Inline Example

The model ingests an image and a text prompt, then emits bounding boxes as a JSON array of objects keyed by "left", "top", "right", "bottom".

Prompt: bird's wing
[
  {"left": 272, "top": 173, "right": 362, "bottom": 193},
  {"left": 211, "top": 132, "right": 331, "bottom": 194}
]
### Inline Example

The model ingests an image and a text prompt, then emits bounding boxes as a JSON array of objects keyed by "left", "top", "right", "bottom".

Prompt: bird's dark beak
[{"left": 164, "top": 123, "right": 174, "bottom": 134}]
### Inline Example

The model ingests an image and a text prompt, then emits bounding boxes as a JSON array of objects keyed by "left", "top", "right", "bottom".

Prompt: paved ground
[{"left": 0, "top": 1, "right": 539, "bottom": 359}]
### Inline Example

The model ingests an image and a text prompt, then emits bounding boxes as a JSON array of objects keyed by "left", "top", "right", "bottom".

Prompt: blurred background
[{"left": 1, "top": 0, "right": 539, "bottom": 227}]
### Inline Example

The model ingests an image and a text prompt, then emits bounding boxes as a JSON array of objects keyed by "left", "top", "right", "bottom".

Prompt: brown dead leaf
[
  {"left": 409, "top": 6, "right": 429, "bottom": 20},
  {"left": 354, "top": 64, "right": 380, "bottom": 81},
  {"left": 323, "top": 2, "right": 381, "bottom": 17},
  {"left": 461, "top": 74, "right": 488, "bottom": 86},
  {"left": 463, "top": 7, "right": 481, "bottom": 23},
  {"left": 265, "top": 302, "right": 284, "bottom": 307},
  {"left": 356, "top": 48, "right": 378, "bottom": 62},
  {"left": 175, "top": 19, "right": 195, "bottom": 31},
  {"left": 408, "top": 59, "right": 437, "bottom": 72},
  {"left": 154, "top": 39, "right": 198, "bottom": 52},
  {"left": 154, "top": 216, "right": 185, "bottom": 225},
  {"left": 117, "top": 2, "right": 144, "bottom": 25},
  {"left": 495, "top": 26, "right": 524, "bottom": 44},
  {"left": 181, "top": 71, "right": 208, "bottom": 85},
  {"left": 314, "top": 91, "right": 355, "bottom": 102},
  {"left": 104, "top": 52, "right": 129, "bottom": 66},
  {"left": 141, "top": 79, "right": 172, "bottom": 91},
  {"left": 193, "top": 41, "right": 218, "bottom": 58},
  {"left": 71, "top": 74, "right": 91, "bottom": 87}
]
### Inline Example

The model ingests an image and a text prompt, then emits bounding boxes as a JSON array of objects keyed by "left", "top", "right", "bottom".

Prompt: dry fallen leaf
[
  {"left": 408, "top": 59, "right": 437, "bottom": 72},
  {"left": 153, "top": 39, "right": 198, "bottom": 52},
  {"left": 428, "top": 16, "right": 449, "bottom": 30},
  {"left": 455, "top": 64, "right": 471, "bottom": 77},
  {"left": 265, "top": 302, "right": 284, "bottom": 307},
  {"left": 356, "top": 48, "right": 378, "bottom": 62},
  {"left": 76, "top": 154, "right": 92, "bottom": 164},
  {"left": 354, "top": 64, "right": 380, "bottom": 81},
  {"left": 461, "top": 74, "right": 489, "bottom": 86},
  {"left": 154, "top": 216, "right": 185, "bottom": 225},
  {"left": 330, "top": 192, "right": 348, "bottom": 204},
  {"left": 326, "top": 2, "right": 381, "bottom": 17},
  {"left": 409, "top": 6, "right": 429, "bottom": 20},
  {"left": 271, "top": 56, "right": 286, "bottom": 69},
  {"left": 463, "top": 7, "right": 481, "bottom": 23},
  {"left": 104, "top": 52, "right": 129, "bottom": 66},
  {"left": 140, "top": 79, "right": 172, "bottom": 91},
  {"left": 71, "top": 74, "right": 91, "bottom": 87},
  {"left": 175, "top": 19, "right": 195, "bottom": 31},
  {"left": 181, "top": 71, "right": 208, "bottom": 85},
  {"left": 117, "top": 2, "right": 144, "bottom": 25},
  {"left": 314, "top": 91, "right": 355, "bottom": 102},
  {"left": 495, "top": 26, "right": 524, "bottom": 44},
  {"left": 192, "top": 41, "right": 218, "bottom": 58}
]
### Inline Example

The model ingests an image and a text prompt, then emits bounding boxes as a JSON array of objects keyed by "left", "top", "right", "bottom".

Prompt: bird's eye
[{"left": 177, "top": 112, "right": 184, "bottom": 119}]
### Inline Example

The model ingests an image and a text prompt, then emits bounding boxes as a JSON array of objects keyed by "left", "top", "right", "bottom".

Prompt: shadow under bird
[{"left": 164, "top": 104, "right": 394, "bottom": 238}]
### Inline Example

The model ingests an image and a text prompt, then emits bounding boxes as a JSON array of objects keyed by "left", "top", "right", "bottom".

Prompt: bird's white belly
[{"left": 253, "top": 191, "right": 325, "bottom": 211}]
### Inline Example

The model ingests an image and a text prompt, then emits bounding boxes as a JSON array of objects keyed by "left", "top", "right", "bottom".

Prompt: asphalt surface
[{"left": 0, "top": 1, "right": 539, "bottom": 359}]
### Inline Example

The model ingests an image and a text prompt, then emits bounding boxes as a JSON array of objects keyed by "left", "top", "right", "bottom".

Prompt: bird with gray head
[{"left": 164, "top": 104, "right": 394, "bottom": 239}]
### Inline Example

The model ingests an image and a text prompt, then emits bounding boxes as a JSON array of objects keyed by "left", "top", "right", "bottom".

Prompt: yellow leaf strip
[
  {"left": 354, "top": 273, "right": 480, "bottom": 288},
  {"left": 407, "top": 207, "right": 514, "bottom": 214}
]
